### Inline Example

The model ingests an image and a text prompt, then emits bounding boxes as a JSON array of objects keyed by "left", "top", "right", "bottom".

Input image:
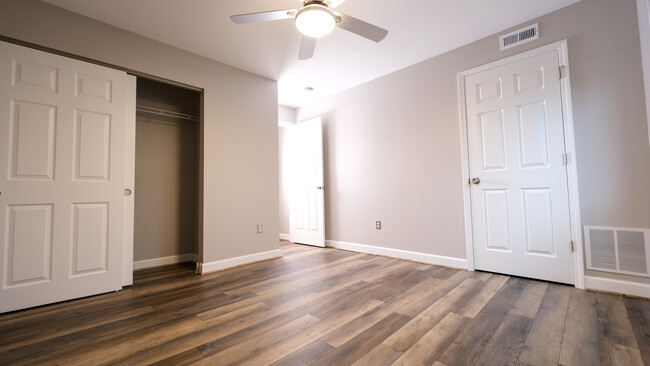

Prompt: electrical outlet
[
  {"left": 257, "top": 224, "right": 263, "bottom": 234},
  {"left": 376, "top": 221, "right": 382, "bottom": 230}
]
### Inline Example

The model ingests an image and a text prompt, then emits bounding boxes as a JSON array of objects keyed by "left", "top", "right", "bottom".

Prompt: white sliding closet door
[{"left": 0, "top": 41, "right": 133, "bottom": 313}]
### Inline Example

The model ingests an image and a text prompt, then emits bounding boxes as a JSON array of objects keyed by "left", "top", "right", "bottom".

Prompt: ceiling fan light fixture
[{"left": 295, "top": 4, "right": 336, "bottom": 38}]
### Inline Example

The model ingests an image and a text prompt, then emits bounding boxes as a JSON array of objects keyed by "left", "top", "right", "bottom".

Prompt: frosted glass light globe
[{"left": 295, "top": 5, "right": 336, "bottom": 38}]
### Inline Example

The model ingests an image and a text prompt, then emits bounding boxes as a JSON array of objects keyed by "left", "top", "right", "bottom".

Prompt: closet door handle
[{"left": 124, "top": 188, "right": 132, "bottom": 196}]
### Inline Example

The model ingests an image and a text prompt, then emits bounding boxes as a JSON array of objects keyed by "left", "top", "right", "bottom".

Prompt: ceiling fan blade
[
  {"left": 298, "top": 35, "right": 317, "bottom": 60},
  {"left": 329, "top": 0, "right": 347, "bottom": 8},
  {"left": 230, "top": 9, "right": 297, "bottom": 24},
  {"left": 336, "top": 12, "right": 388, "bottom": 42}
]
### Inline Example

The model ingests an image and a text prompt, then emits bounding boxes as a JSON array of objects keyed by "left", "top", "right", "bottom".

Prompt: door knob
[
  {"left": 124, "top": 188, "right": 132, "bottom": 196},
  {"left": 471, "top": 177, "right": 481, "bottom": 185},
  {"left": 316, "top": 186, "right": 323, "bottom": 190}
]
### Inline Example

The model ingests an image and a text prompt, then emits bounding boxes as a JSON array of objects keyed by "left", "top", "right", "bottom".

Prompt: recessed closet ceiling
[{"left": 42, "top": 0, "right": 581, "bottom": 107}]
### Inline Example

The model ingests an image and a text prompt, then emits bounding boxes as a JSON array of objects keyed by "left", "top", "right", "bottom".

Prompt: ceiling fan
[{"left": 230, "top": 0, "right": 388, "bottom": 60}]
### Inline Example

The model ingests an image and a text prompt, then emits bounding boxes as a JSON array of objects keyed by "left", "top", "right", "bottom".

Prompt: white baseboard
[
  {"left": 279, "top": 233, "right": 290, "bottom": 241},
  {"left": 326, "top": 240, "right": 467, "bottom": 270},
  {"left": 133, "top": 253, "right": 197, "bottom": 270},
  {"left": 199, "top": 249, "right": 282, "bottom": 274},
  {"left": 585, "top": 275, "right": 650, "bottom": 298}
]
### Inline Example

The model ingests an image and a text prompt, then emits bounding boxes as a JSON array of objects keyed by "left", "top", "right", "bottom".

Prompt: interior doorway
[
  {"left": 287, "top": 118, "right": 325, "bottom": 247},
  {"left": 458, "top": 40, "right": 584, "bottom": 287},
  {"left": 134, "top": 78, "right": 201, "bottom": 270}
]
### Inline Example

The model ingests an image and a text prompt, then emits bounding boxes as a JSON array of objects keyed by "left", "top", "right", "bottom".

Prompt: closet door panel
[{"left": 0, "top": 40, "right": 131, "bottom": 313}]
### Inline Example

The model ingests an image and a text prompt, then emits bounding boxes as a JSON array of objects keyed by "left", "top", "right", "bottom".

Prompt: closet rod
[{"left": 136, "top": 105, "right": 199, "bottom": 122}]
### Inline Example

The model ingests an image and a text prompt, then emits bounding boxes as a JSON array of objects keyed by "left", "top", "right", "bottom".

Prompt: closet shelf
[{"left": 136, "top": 105, "right": 199, "bottom": 122}]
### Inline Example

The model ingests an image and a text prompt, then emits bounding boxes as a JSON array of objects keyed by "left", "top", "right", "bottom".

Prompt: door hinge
[
  {"left": 562, "top": 153, "right": 568, "bottom": 166},
  {"left": 559, "top": 66, "right": 566, "bottom": 79},
  {"left": 569, "top": 240, "right": 574, "bottom": 252}
]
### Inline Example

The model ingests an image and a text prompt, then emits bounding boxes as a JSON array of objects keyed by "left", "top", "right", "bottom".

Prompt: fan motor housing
[{"left": 304, "top": 0, "right": 330, "bottom": 7}]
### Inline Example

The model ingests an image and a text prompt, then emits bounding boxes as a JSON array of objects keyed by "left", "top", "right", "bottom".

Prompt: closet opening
[{"left": 134, "top": 77, "right": 201, "bottom": 271}]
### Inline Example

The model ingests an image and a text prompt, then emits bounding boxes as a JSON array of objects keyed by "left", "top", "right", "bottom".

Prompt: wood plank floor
[{"left": 1, "top": 241, "right": 649, "bottom": 365}]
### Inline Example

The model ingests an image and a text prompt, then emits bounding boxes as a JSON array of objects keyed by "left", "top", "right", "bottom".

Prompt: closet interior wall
[{"left": 134, "top": 78, "right": 201, "bottom": 266}]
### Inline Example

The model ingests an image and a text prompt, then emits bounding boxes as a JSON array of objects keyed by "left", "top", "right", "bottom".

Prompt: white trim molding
[
  {"left": 279, "top": 233, "right": 291, "bottom": 241},
  {"left": 637, "top": 0, "right": 650, "bottom": 146},
  {"left": 199, "top": 249, "right": 282, "bottom": 274},
  {"left": 585, "top": 276, "right": 650, "bottom": 299},
  {"left": 326, "top": 240, "right": 467, "bottom": 269},
  {"left": 134, "top": 253, "right": 197, "bottom": 270},
  {"left": 457, "top": 40, "right": 584, "bottom": 288}
]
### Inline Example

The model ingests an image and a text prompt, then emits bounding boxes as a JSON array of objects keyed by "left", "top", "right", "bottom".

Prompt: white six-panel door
[
  {"left": 288, "top": 118, "right": 325, "bottom": 247},
  {"left": 0, "top": 41, "right": 130, "bottom": 312},
  {"left": 465, "top": 49, "right": 574, "bottom": 284}
]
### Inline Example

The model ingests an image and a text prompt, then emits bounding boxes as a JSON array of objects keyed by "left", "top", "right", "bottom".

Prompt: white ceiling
[{"left": 42, "top": 0, "right": 580, "bottom": 108}]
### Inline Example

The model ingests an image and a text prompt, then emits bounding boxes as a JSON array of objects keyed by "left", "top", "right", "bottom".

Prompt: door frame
[
  {"left": 457, "top": 40, "right": 585, "bottom": 289},
  {"left": 0, "top": 38, "right": 202, "bottom": 287}
]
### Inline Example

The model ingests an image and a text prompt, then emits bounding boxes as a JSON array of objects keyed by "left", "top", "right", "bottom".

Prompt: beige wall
[
  {"left": 134, "top": 117, "right": 197, "bottom": 261},
  {"left": 134, "top": 79, "right": 200, "bottom": 262},
  {"left": 295, "top": 0, "right": 650, "bottom": 282},
  {"left": 278, "top": 105, "right": 296, "bottom": 123},
  {"left": 133, "top": 78, "right": 201, "bottom": 261},
  {"left": 278, "top": 105, "right": 295, "bottom": 236},
  {"left": 278, "top": 126, "right": 291, "bottom": 236},
  {"left": 0, "top": 0, "right": 280, "bottom": 264}
]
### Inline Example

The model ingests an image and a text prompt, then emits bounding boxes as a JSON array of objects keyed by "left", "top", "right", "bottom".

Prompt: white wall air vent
[
  {"left": 499, "top": 23, "right": 539, "bottom": 51},
  {"left": 585, "top": 226, "right": 650, "bottom": 277}
]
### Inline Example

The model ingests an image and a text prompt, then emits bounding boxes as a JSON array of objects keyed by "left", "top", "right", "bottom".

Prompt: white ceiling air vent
[
  {"left": 499, "top": 23, "right": 539, "bottom": 51},
  {"left": 585, "top": 226, "right": 650, "bottom": 277}
]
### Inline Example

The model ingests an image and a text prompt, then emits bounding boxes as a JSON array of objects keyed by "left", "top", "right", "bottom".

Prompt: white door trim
[
  {"left": 637, "top": 0, "right": 650, "bottom": 146},
  {"left": 457, "top": 40, "right": 585, "bottom": 289}
]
